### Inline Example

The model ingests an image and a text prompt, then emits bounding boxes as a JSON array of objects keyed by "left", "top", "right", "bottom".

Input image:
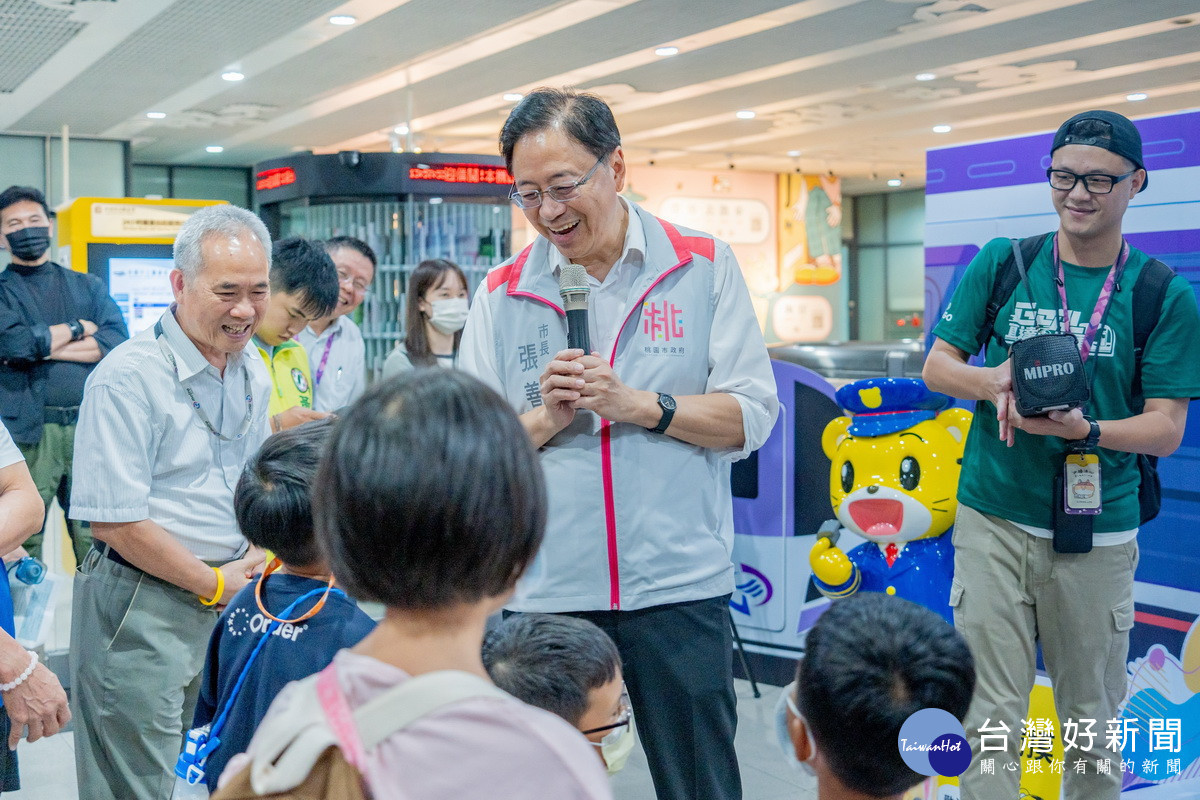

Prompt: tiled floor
[
  {"left": 5, "top": 731, "right": 79, "bottom": 800},
  {"left": 611, "top": 679, "right": 815, "bottom": 800}
]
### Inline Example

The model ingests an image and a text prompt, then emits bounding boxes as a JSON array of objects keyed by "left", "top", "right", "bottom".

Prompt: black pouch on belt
[{"left": 1052, "top": 472, "right": 1094, "bottom": 553}]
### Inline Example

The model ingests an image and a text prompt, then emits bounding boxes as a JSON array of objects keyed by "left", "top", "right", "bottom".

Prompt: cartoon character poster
[
  {"left": 768, "top": 173, "right": 848, "bottom": 345},
  {"left": 621, "top": 165, "right": 778, "bottom": 305}
]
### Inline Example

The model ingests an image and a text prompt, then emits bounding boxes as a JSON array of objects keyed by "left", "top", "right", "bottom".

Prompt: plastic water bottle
[
  {"left": 171, "top": 726, "right": 211, "bottom": 800},
  {"left": 170, "top": 775, "right": 208, "bottom": 800},
  {"left": 8, "top": 557, "right": 44, "bottom": 585}
]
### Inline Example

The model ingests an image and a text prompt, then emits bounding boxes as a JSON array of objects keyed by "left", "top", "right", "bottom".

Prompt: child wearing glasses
[{"left": 484, "top": 613, "right": 634, "bottom": 775}]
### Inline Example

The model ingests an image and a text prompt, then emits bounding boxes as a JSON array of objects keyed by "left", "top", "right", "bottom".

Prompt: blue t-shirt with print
[{"left": 192, "top": 572, "right": 375, "bottom": 790}]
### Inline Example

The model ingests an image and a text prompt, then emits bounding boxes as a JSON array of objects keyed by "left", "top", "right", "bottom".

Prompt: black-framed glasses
[
  {"left": 509, "top": 157, "right": 606, "bottom": 209},
  {"left": 1046, "top": 168, "right": 1136, "bottom": 195},
  {"left": 581, "top": 690, "right": 631, "bottom": 735}
]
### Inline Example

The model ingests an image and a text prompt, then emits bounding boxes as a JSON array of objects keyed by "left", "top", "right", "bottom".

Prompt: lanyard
[
  {"left": 255, "top": 557, "right": 336, "bottom": 624},
  {"left": 314, "top": 326, "right": 340, "bottom": 387},
  {"left": 1052, "top": 234, "right": 1128, "bottom": 364},
  {"left": 207, "top": 584, "right": 346, "bottom": 744},
  {"left": 154, "top": 319, "right": 255, "bottom": 442}
]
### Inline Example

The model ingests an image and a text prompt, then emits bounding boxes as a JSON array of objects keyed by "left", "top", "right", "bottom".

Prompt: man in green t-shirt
[{"left": 925, "top": 110, "right": 1200, "bottom": 800}]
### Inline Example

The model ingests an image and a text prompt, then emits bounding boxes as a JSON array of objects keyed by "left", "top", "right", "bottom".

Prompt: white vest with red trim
[{"left": 478, "top": 204, "right": 735, "bottom": 612}]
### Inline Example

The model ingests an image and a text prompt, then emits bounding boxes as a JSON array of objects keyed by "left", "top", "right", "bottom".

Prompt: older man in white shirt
[
  {"left": 69, "top": 205, "right": 272, "bottom": 800},
  {"left": 296, "top": 236, "right": 375, "bottom": 412}
]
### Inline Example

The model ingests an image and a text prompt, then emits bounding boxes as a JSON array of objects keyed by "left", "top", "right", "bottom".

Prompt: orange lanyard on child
[{"left": 254, "top": 557, "right": 336, "bottom": 624}]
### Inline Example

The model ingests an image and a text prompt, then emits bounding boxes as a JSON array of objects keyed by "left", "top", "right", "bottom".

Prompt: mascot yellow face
[{"left": 822, "top": 407, "right": 972, "bottom": 545}]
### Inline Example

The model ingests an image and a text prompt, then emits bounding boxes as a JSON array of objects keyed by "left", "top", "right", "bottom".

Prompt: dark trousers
[
  {"left": 16, "top": 421, "right": 92, "bottom": 565},
  {"left": 565, "top": 595, "right": 741, "bottom": 800}
]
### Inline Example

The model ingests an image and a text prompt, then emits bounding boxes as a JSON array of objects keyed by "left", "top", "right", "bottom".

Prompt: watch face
[{"left": 659, "top": 393, "right": 677, "bottom": 411}]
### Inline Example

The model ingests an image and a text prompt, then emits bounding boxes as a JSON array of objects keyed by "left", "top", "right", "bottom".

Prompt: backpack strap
[
  {"left": 244, "top": 667, "right": 510, "bottom": 795},
  {"left": 352, "top": 670, "right": 509, "bottom": 750},
  {"left": 1129, "top": 258, "right": 1174, "bottom": 407},
  {"left": 976, "top": 232, "right": 1052, "bottom": 354}
]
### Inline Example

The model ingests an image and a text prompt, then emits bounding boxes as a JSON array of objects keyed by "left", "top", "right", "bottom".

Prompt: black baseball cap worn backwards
[{"left": 1051, "top": 110, "right": 1148, "bottom": 192}]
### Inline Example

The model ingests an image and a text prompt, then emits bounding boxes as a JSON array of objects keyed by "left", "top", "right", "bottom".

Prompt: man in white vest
[{"left": 460, "top": 88, "right": 778, "bottom": 800}]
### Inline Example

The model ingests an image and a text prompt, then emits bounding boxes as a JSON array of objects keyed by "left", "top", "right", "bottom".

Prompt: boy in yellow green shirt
[{"left": 253, "top": 237, "right": 339, "bottom": 431}]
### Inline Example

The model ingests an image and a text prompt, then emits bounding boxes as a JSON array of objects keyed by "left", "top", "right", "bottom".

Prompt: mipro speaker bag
[
  {"left": 1010, "top": 332, "right": 1089, "bottom": 417},
  {"left": 1002, "top": 238, "right": 1090, "bottom": 417}
]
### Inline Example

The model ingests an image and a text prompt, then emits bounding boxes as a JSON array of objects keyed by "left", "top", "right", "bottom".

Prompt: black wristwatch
[
  {"left": 67, "top": 319, "right": 85, "bottom": 341},
  {"left": 647, "top": 392, "right": 677, "bottom": 434},
  {"left": 1076, "top": 415, "right": 1101, "bottom": 450}
]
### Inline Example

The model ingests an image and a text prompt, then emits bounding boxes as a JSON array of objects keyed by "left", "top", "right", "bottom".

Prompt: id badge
[{"left": 1063, "top": 453, "right": 1101, "bottom": 515}]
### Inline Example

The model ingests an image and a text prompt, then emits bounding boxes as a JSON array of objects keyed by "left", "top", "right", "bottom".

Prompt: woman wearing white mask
[{"left": 382, "top": 259, "right": 469, "bottom": 377}]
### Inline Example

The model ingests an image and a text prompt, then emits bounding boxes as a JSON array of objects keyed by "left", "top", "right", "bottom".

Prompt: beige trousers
[
  {"left": 952, "top": 504, "right": 1137, "bottom": 800},
  {"left": 70, "top": 547, "right": 219, "bottom": 800}
]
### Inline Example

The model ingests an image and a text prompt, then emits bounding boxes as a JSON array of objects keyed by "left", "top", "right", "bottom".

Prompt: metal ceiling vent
[{"left": 0, "top": 0, "right": 103, "bottom": 93}]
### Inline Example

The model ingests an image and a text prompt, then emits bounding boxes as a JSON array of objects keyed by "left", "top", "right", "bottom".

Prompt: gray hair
[{"left": 173, "top": 204, "right": 272, "bottom": 280}]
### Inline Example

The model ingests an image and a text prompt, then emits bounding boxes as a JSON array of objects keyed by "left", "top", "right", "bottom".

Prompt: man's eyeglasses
[
  {"left": 581, "top": 690, "right": 631, "bottom": 736},
  {"left": 1046, "top": 168, "right": 1136, "bottom": 195},
  {"left": 509, "top": 157, "right": 606, "bottom": 209},
  {"left": 337, "top": 269, "right": 369, "bottom": 294}
]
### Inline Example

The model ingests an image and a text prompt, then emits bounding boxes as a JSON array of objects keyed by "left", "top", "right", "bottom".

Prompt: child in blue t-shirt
[{"left": 191, "top": 418, "right": 375, "bottom": 791}]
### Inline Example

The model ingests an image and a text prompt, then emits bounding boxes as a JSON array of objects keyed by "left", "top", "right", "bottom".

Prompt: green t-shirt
[{"left": 932, "top": 236, "right": 1200, "bottom": 531}]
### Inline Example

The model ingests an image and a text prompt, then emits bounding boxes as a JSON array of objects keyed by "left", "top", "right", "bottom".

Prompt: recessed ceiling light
[
  {"left": 915, "top": 73, "right": 937, "bottom": 81},
  {"left": 146, "top": 111, "right": 166, "bottom": 119},
  {"left": 735, "top": 110, "right": 756, "bottom": 120},
  {"left": 655, "top": 46, "right": 679, "bottom": 57},
  {"left": 932, "top": 124, "right": 952, "bottom": 133},
  {"left": 503, "top": 93, "right": 524, "bottom": 102},
  {"left": 393, "top": 124, "right": 409, "bottom": 135},
  {"left": 887, "top": 178, "right": 903, "bottom": 187},
  {"left": 429, "top": 197, "right": 443, "bottom": 205},
  {"left": 206, "top": 145, "right": 224, "bottom": 153},
  {"left": 1126, "top": 92, "right": 1148, "bottom": 102},
  {"left": 329, "top": 14, "right": 356, "bottom": 25},
  {"left": 786, "top": 150, "right": 801, "bottom": 157},
  {"left": 221, "top": 71, "right": 244, "bottom": 82}
]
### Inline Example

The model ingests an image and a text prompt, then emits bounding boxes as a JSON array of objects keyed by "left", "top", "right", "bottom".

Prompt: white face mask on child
[
  {"left": 774, "top": 682, "right": 816, "bottom": 778},
  {"left": 591, "top": 712, "right": 636, "bottom": 775}
]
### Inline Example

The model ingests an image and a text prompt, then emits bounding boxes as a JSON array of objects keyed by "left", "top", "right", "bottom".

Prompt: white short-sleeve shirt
[
  {"left": 70, "top": 308, "right": 272, "bottom": 561},
  {"left": 296, "top": 315, "right": 367, "bottom": 412},
  {"left": 0, "top": 423, "right": 23, "bottom": 470}
]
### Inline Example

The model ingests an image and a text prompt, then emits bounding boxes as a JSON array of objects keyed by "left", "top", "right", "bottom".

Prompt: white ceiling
[{"left": 4, "top": 0, "right": 1199, "bottom": 193}]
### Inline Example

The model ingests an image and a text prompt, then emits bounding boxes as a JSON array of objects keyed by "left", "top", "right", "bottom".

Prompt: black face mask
[{"left": 5, "top": 226, "right": 51, "bottom": 262}]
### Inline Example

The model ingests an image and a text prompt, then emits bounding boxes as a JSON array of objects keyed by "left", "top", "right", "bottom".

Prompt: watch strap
[
  {"left": 648, "top": 392, "right": 676, "bottom": 434},
  {"left": 1078, "top": 415, "right": 1100, "bottom": 450}
]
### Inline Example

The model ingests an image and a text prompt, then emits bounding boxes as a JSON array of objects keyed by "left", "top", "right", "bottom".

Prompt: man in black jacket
[{"left": 0, "top": 186, "right": 127, "bottom": 563}]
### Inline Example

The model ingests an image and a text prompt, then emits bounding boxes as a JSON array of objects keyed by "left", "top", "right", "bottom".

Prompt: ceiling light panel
[
  {"left": 14, "top": 0, "right": 342, "bottom": 134},
  {"left": 0, "top": 2, "right": 84, "bottom": 93}
]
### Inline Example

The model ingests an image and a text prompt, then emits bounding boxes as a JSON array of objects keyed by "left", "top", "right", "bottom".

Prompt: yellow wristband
[{"left": 199, "top": 566, "right": 224, "bottom": 606}]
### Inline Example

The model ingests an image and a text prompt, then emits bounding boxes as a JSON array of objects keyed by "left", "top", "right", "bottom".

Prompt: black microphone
[{"left": 558, "top": 263, "right": 591, "bottom": 353}]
